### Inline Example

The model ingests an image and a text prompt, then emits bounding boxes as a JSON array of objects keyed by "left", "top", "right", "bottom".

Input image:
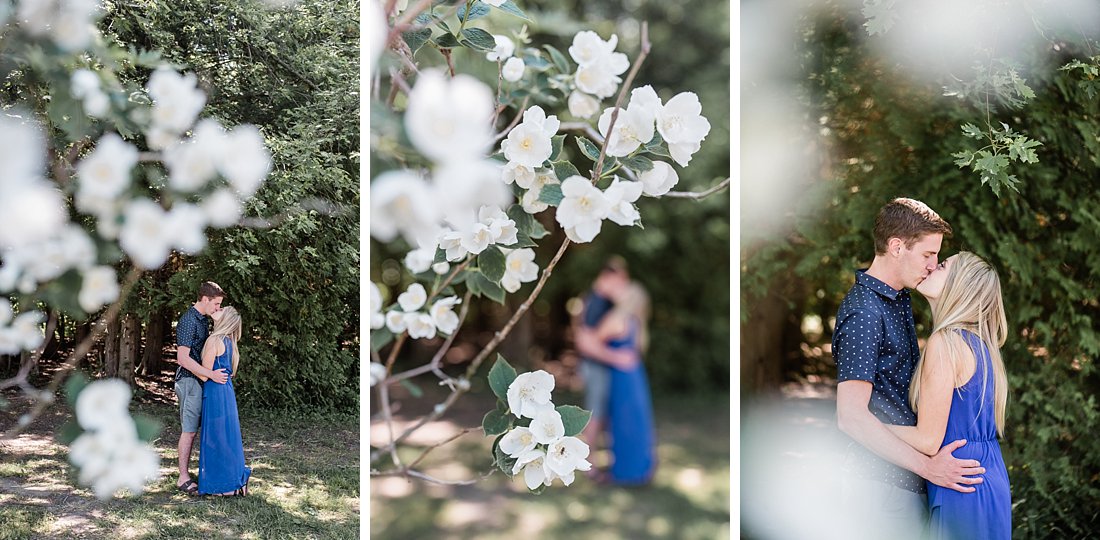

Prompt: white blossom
[
  {"left": 370, "top": 170, "right": 439, "bottom": 245},
  {"left": 146, "top": 69, "right": 206, "bottom": 142},
  {"left": 167, "top": 203, "right": 208, "bottom": 254},
  {"left": 568, "top": 91, "right": 600, "bottom": 119},
  {"left": 597, "top": 104, "right": 655, "bottom": 157},
  {"left": 500, "top": 426, "right": 538, "bottom": 458},
  {"left": 0, "top": 181, "right": 67, "bottom": 250},
  {"left": 71, "top": 69, "right": 109, "bottom": 117},
  {"left": 75, "top": 379, "right": 131, "bottom": 431},
  {"left": 501, "top": 105, "right": 560, "bottom": 168},
  {"left": 545, "top": 436, "right": 593, "bottom": 481},
  {"left": 486, "top": 35, "right": 515, "bottom": 62},
  {"left": 639, "top": 160, "right": 680, "bottom": 196},
  {"left": 478, "top": 206, "right": 518, "bottom": 246},
  {"left": 79, "top": 266, "right": 120, "bottom": 314},
  {"left": 369, "top": 362, "right": 386, "bottom": 386},
  {"left": 370, "top": 282, "right": 385, "bottom": 330},
  {"left": 530, "top": 408, "right": 566, "bottom": 445},
  {"left": 368, "top": 0, "right": 386, "bottom": 74},
  {"left": 397, "top": 283, "right": 427, "bottom": 312},
  {"left": 18, "top": 0, "right": 99, "bottom": 52},
  {"left": 502, "top": 57, "right": 525, "bottom": 82},
  {"left": 501, "top": 248, "right": 538, "bottom": 293},
  {"left": 429, "top": 296, "right": 461, "bottom": 335},
  {"left": 0, "top": 114, "right": 45, "bottom": 184},
  {"left": 555, "top": 176, "right": 610, "bottom": 244},
  {"left": 460, "top": 222, "right": 495, "bottom": 255},
  {"left": 201, "top": 188, "right": 243, "bottom": 228},
  {"left": 163, "top": 119, "right": 224, "bottom": 192},
  {"left": 574, "top": 52, "right": 630, "bottom": 99},
  {"left": 10, "top": 311, "right": 44, "bottom": 351},
  {"left": 502, "top": 162, "right": 538, "bottom": 189},
  {"left": 119, "top": 198, "right": 173, "bottom": 270},
  {"left": 506, "top": 370, "right": 556, "bottom": 419},
  {"left": 482, "top": 0, "right": 505, "bottom": 6},
  {"left": 432, "top": 261, "right": 450, "bottom": 274},
  {"left": 603, "top": 178, "right": 643, "bottom": 226},
  {"left": 0, "top": 300, "right": 11, "bottom": 325},
  {"left": 71, "top": 426, "right": 160, "bottom": 499},
  {"left": 404, "top": 246, "right": 436, "bottom": 274},
  {"left": 219, "top": 124, "right": 271, "bottom": 197},
  {"left": 76, "top": 133, "right": 138, "bottom": 200},
  {"left": 656, "top": 92, "right": 711, "bottom": 167},
  {"left": 433, "top": 160, "right": 513, "bottom": 228},
  {"left": 568, "top": 31, "right": 619, "bottom": 67},
  {"left": 405, "top": 312, "right": 437, "bottom": 339},
  {"left": 438, "top": 229, "right": 468, "bottom": 262},
  {"left": 385, "top": 310, "right": 408, "bottom": 333},
  {"left": 512, "top": 449, "right": 549, "bottom": 490},
  {"left": 521, "top": 173, "right": 559, "bottom": 214},
  {"left": 405, "top": 70, "right": 494, "bottom": 164}
]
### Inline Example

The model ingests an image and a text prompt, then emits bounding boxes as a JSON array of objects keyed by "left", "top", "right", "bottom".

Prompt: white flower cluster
[
  {"left": 0, "top": 115, "right": 67, "bottom": 251},
  {"left": 499, "top": 105, "right": 564, "bottom": 215},
  {"left": 0, "top": 300, "right": 45, "bottom": 355},
  {"left": 68, "top": 379, "right": 161, "bottom": 499},
  {"left": 71, "top": 69, "right": 110, "bottom": 118},
  {"left": 370, "top": 70, "right": 512, "bottom": 248},
  {"left": 16, "top": 0, "right": 100, "bottom": 52},
  {"left": 501, "top": 248, "right": 538, "bottom": 293},
  {"left": 554, "top": 176, "right": 642, "bottom": 243},
  {"left": 501, "top": 371, "right": 592, "bottom": 489},
  {"left": 599, "top": 85, "right": 711, "bottom": 167},
  {"left": 569, "top": 31, "right": 629, "bottom": 101},
  {"left": 486, "top": 34, "right": 526, "bottom": 83},
  {"left": 383, "top": 283, "right": 462, "bottom": 340},
  {"left": 438, "top": 206, "right": 518, "bottom": 262}
]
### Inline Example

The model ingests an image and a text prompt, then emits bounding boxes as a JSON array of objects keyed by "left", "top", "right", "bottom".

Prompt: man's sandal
[{"left": 176, "top": 480, "right": 199, "bottom": 496}]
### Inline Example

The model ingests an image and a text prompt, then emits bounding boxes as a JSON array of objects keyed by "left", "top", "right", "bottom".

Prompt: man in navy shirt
[
  {"left": 834, "top": 198, "right": 985, "bottom": 533},
  {"left": 173, "top": 281, "right": 227, "bottom": 496}
]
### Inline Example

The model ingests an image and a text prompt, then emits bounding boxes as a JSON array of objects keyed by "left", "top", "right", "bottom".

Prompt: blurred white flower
[
  {"left": 639, "top": 160, "right": 679, "bottom": 196},
  {"left": 482, "top": 0, "right": 505, "bottom": 6},
  {"left": 597, "top": 104, "right": 655, "bottom": 157},
  {"left": 397, "top": 283, "right": 427, "bottom": 312},
  {"left": 502, "top": 162, "right": 538, "bottom": 189},
  {"left": 201, "top": 188, "right": 242, "bottom": 228},
  {"left": 429, "top": 296, "right": 461, "bottom": 335},
  {"left": 512, "top": 449, "right": 549, "bottom": 490},
  {"left": 487, "top": 35, "right": 515, "bottom": 62},
  {"left": 0, "top": 299, "right": 11, "bottom": 325},
  {"left": 10, "top": 311, "right": 44, "bottom": 351},
  {"left": 219, "top": 125, "right": 271, "bottom": 197},
  {"left": 501, "top": 105, "right": 560, "bottom": 168},
  {"left": 119, "top": 198, "right": 173, "bottom": 270},
  {"left": 18, "top": 0, "right": 99, "bottom": 52},
  {"left": 500, "top": 426, "right": 538, "bottom": 458},
  {"left": 603, "top": 178, "right": 643, "bottom": 226},
  {"left": 369, "top": 362, "right": 386, "bottom": 386},
  {"left": 0, "top": 181, "right": 67, "bottom": 250},
  {"left": 71, "top": 69, "right": 109, "bottom": 117},
  {"left": 506, "top": 370, "right": 555, "bottom": 419},
  {"left": 368, "top": 0, "right": 386, "bottom": 74},
  {"left": 432, "top": 261, "right": 450, "bottom": 274},
  {"left": 501, "top": 248, "right": 538, "bottom": 293},
  {"left": 656, "top": 92, "right": 711, "bottom": 167},
  {"left": 385, "top": 310, "right": 408, "bottom": 333},
  {"left": 78, "top": 266, "right": 119, "bottom": 313},
  {"left": 555, "top": 176, "right": 610, "bottom": 244},
  {"left": 167, "top": 203, "right": 208, "bottom": 254},
  {"left": 568, "top": 31, "right": 619, "bottom": 66},
  {"left": 460, "top": 222, "right": 495, "bottom": 255},
  {"left": 370, "top": 282, "right": 385, "bottom": 330},
  {"left": 574, "top": 53, "right": 629, "bottom": 99},
  {"left": 568, "top": 91, "right": 600, "bottom": 119},
  {"left": 0, "top": 114, "right": 45, "bottom": 184},
  {"left": 146, "top": 69, "right": 206, "bottom": 141},
  {"left": 75, "top": 379, "right": 131, "bottom": 431},
  {"left": 404, "top": 246, "right": 436, "bottom": 274},
  {"left": 71, "top": 423, "right": 161, "bottom": 500},
  {"left": 433, "top": 160, "right": 513, "bottom": 227},
  {"left": 502, "top": 57, "right": 525, "bottom": 82},
  {"left": 77, "top": 133, "right": 138, "bottom": 200},
  {"left": 405, "top": 312, "right": 436, "bottom": 339},
  {"left": 405, "top": 70, "right": 494, "bottom": 164},
  {"left": 370, "top": 170, "right": 440, "bottom": 245},
  {"left": 163, "top": 120, "right": 224, "bottom": 192}
]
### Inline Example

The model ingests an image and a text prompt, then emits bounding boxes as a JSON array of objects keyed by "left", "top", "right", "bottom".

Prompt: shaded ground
[
  {"left": 370, "top": 385, "right": 731, "bottom": 540},
  {"left": 0, "top": 367, "right": 359, "bottom": 540}
]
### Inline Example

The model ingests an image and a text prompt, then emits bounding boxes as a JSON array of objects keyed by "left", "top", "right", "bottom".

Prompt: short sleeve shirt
[
  {"left": 833, "top": 270, "right": 925, "bottom": 493},
  {"left": 176, "top": 306, "right": 209, "bottom": 376},
  {"left": 580, "top": 291, "right": 612, "bottom": 364}
]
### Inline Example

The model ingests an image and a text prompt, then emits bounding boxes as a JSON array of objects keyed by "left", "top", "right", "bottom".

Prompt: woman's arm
[
  {"left": 576, "top": 314, "right": 636, "bottom": 369},
  {"left": 887, "top": 333, "right": 956, "bottom": 456},
  {"left": 198, "top": 338, "right": 225, "bottom": 383}
]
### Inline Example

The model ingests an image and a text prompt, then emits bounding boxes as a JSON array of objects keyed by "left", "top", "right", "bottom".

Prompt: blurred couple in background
[{"left": 574, "top": 256, "right": 657, "bottom": 486}]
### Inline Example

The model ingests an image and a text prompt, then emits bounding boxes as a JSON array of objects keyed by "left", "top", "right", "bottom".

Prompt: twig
[
  {"left": 406, "top": 427, "right": 475, "bottom": 470},
  {"left": 2, "top": 268, "right": 143, "bottom": 440},
  {"left": 591, "top": 22, "right": 651, "bottom": 181},
  {"left": 492, "top": 96, "right": 531, "bottom": 143},
  {"left": 378, "top": 373, "right": 403, "bottom": 468},
  {"left": 388, "top": 289, "right": 474, "bottom": 384},
  {"left": 371, "top": 468, "right": 479, "bottom": 486},
  {"left": 663, "top": 178, "right": 732, "bottom": 200},
  {"left": 558, "top": 121, "right": 603, "bottom": 143}
]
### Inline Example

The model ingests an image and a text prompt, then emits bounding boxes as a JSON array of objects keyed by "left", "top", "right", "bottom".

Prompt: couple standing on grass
[
  {"left": 171, "top": 281, "right": 251, "bottom": 497},
  {"left": 835, "top": 198, "right": 1011, "bottom": 539}
]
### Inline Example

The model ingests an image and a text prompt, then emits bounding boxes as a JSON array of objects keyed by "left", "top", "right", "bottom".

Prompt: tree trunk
[
  {"left": 140, "top": 309, "right": 168, "bottom": 375},
  {"left": 118, "top": 314, "right": 140, "bottom": 384},
  {"left": 104, "top": 316, "right": 121, "bottom": 378},
  {"left": 40, "top": 310, "right": 60, "bottom": 362}
]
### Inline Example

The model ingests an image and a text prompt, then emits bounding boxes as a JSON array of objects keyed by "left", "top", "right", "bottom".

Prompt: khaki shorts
[{"left": 175, "top": 377, "right": 203, "bottom": 433}]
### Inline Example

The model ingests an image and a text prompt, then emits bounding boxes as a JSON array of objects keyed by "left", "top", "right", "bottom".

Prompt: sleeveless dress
[
  {"left": 198, "top": 337, "right": 251, "bottom": 495},
  {"left": 606, "top": 320, "right": 657, "bottom": 484},
  {"left": 926, "top": 329, "right": 1011, "bottom": 539}
]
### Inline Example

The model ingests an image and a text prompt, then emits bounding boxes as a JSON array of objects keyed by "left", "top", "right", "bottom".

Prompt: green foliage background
[
  {"left": 106, "top": 0, "right": 361, "bottom": 412},
  {"left": 743, "top": 5, "right": 1100, "bottom": 536}
]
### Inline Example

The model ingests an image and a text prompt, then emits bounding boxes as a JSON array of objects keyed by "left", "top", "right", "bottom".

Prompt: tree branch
[{"left": 663, "top": 177, "right": 731, "bottom": 200}]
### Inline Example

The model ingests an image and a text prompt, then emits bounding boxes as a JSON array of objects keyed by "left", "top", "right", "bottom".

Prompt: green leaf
[
  {"left": 433, "top": 32, "right": 461, "bottom": 49},
  {"left": 620, "top": 154, "right": 654, "bottom": 173},
  {"left": 477, "top": 245, "right": 506, "bottom": 283},
  {"left": 1007, "top": 137, "right": 1042, "bottom": 164},
  {"left": 434, "top": 247, "right": 448, "bottom": 264},
  {"left": 482, "top": 407, "right": 512, "bottom": 435},
  {"left": 493, "top": 434, "right": 517, "bottom": 475},
  {"left": 458, "top": 1, "right": 490, "bottom": 22},
  {"left": 556, "top": 405, "right": 592, "bottom": 436},
  {"left": 501, "top": 231, "right": 538, "bottom": 249},
  {"left": 133, "top": 413, "right": 161, "bottom": 443},
  {"left": 403, "top": 14, "right": 435, "bottom": 54},
  {"left": 400, "top": 379, "right": 423, "bottom": 398},
  {"left": 494, "top": 0, "right": 531, "bottom": 21},
  {"left": 527, "top": 218, "right": 549, "bottom": 239},
  {"left": 549, "top": 134, "right": 566, "bottom": 161},
  {"left": 539, "top": 182, "right": 565, "bottom": 205},
  {"left": 507, "top": 204, "right": 535, "bottom": 236},
  {"left": 56, "top": 419, "right": 83, "bottom": 446},
  {"left": 552, "top": 160, "right": 582, "bottom": 182},
  {"left": 471, "top": 272, "right": 506, "bottom": 303},
  {"left": 974, "top": 152, "right": 1009, "bottom": 174},
  {"left": 64, "top": 371, "right": 90, "bottom": 409},
  {"left": 543, "top": 44, "right": 570, "bottom": 73},
  {"left": 488, "top": 354, "right": 518, "bottom": 401},
  {"left": 576, "top": 136, "right": 602, "bottom": 162},
  {"left": 461, "top": 28, "right": 496, "bottom": 52},
  {"left": 960, "top": 123, "right": 985, "bottom": 140},
  {"left": 370, "top": 327, "right": 395, "bottom": 352}
]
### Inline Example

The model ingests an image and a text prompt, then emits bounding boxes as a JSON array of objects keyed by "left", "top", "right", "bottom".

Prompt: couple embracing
[
  {"left": 835, "top": 198, "right": 1011, "bottom": 539},
  {"left": 172, "top": 281, "right": 252, "bottom": 497}
]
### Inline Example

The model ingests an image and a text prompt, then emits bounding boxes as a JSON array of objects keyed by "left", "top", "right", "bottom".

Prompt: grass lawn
[
  {"left": 0, "top": 374, "right": 359, "bottom": 540},
  {"left": 370, "top": 388, "right": 731, "bottom": 539}
]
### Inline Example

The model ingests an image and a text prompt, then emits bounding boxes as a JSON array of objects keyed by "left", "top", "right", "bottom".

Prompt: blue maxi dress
[
  {"left": 606, "top": 320, "right": 657, "bottom": 485},
  {"left": 198, "top": 337, "right": 251, "bottom": 495},
  {"left": 926, "top": 329, "right": 1011, "bottom": 539}
]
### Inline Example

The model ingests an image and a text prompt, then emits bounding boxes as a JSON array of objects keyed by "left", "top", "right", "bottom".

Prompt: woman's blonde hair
[
  {"left": 910, "top": 251, "right": 1009, "bottom": 436},
  {"left": 205, "top": 306, "right": 242, "bottom": 376},
  {"left": 611, "top": 281, "right": 650, "bottom": 352}
]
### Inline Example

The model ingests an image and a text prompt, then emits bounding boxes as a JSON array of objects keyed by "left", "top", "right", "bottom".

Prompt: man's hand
[
  {"left": 922, "top": 439, "right": 985, "bottom": 493},
  {"left": 207, "top": 368, "right": 228, "bottom": 385}
]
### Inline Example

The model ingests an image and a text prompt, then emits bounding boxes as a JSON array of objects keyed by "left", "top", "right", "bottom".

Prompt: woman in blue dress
[
  {"left": 888, "top": 252, "right": 1011, "bottom": 539},
  {"left": 195, "top": 306, "right": 252, "bottom": 496},
  {"left": 577, "top": 279, "right": 657, "bottom": 485}
]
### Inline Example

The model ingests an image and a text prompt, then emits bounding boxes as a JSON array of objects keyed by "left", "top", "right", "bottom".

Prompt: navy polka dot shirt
[{"left": 833, "top": 270, "right": 925, "bottom": 493}]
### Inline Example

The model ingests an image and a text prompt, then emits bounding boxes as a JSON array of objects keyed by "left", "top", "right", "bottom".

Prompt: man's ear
[{"left": 887, "top": 237, "right": 905, "bottom": 257}]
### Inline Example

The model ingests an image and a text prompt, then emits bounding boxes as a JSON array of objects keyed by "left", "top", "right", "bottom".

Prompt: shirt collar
[
  {"left": 855, "top": 269, "right": 905, "bottom": 301},
  {"left": 188, "top": 305, "right": 207, "bottom": 320}
]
